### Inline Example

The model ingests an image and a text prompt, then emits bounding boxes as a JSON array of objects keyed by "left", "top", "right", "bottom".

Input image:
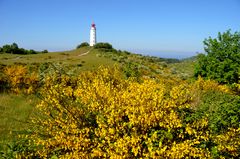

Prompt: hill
[
  {"left": 1, "top": 30, "right": 239, "bottom": 157},
  {"left": 0, "top": 47, "right": 199, "bottom": 157},
  {"left": 0, "top": 46, "right": 194, "bottom": 79},
  {"left": 0, "top": 47, "right": 115, "bottom": 70}
]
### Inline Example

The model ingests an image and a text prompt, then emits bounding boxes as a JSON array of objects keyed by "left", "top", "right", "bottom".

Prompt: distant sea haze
[
  {"left": 146, "top": 52, "right": 197, "bottom": 59},
  {"left": 127, "top": 49, "right": 198, "bottom": 59}
]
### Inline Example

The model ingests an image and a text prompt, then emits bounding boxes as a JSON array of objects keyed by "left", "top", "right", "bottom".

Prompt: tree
[
  {"left": 0, "top": 43, "right": 39, "bottom": 54},
  {"left": 18, "top": 48, "right": 26, "bottom": 54},
  {"left": 11, "top": 43, "right": 19, "bottom": 54},
  {"left": 28, "top": 49, "right": 37, "bottom": 54},
  {"left": 42, "top": 50, "right": 48, "bottom": 53},
  {"left": 2, "top": 44, "right": 12, "bottom": 53},
  {"left": 76, "top": 42, "right": 89, "bottom": 49},
  {"left": 194, "top": 30, "right": 240, "bottom": 84},
  {"left": 1, "top": 43, "right": 20, "bottom": 54}
]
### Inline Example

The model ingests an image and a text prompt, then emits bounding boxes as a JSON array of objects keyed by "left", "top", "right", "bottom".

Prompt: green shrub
[
  {"left": 190, "top": 91, "right": 240, "bottom": 134},
  {"left": 94, "top": 42, "right": 112, "bottom": 49},
  {"left": 122, "top": 62, "right": 141, "bottom": 79},
  {"left": 1, "top": 43, "right": 38, "bottom": 55},
  {"left": 194, "top": 30, "right": 240, "bottom": 84},
  {"left": 76, "top": 42, "right": 89, "bottom": 49},
  {"left": 42, "top": 50, "right": 48, "bottom": 53}
]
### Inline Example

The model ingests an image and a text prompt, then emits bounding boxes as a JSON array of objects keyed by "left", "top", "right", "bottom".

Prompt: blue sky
[{"left": 0, "top": 0, "right": 239, "bottom": 58}]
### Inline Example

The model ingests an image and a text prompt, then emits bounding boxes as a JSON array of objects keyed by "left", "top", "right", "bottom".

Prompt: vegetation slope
[{"left": 0, "top": 36, "right": 239, "bottom": 158}]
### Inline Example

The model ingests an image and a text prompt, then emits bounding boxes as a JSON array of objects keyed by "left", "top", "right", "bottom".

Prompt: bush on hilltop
[
  {"left": 76, "top": 42, "right": 89, "bottom": 49},
  {"left": 94, "top": 42, "right": 113, "bottom": 52}
]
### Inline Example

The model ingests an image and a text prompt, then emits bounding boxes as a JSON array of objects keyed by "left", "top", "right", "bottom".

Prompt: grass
[
  {"left": 0, "top": 47, "right": 90, "bottom": 64},
  {"left": 0, "top": 47, "right": 117, "bottom": 71},
  {"left": 72, "top": 49, "right": 116, "bottom": 71},
  {"left": 0, "top": 47, "right": 118, "bottom": 153},
  {"left": 0, "top": 47, "right": 195, "bottom": 77},
  {"left": 0, "top": 93, "right": 39, "bottom": 151},
  {"left": 168, "top": 60, "right": 196, "bottom": 79}
]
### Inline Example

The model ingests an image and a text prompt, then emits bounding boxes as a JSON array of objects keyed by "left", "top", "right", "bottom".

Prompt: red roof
[{"left": 91, "top": 23, "right": 96, "bottom": 28}]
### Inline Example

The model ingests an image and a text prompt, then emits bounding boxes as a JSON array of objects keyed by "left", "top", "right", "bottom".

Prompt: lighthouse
[{"left": 90, "top": 22, "right": 96, "bottom": 46}]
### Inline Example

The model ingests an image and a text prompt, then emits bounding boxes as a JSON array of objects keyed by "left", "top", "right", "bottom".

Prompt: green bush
[
  {"left": 194, "top": 30, "right": 240, "bottom": 84},
  {"left": 2, "top": 44, "right": 12, "bottom": 53},
  {"left": 122, "top": 62, "right": 141, "bottom": 79},
  {"left": 189, "top": 91, "right": 240, "bottom": 134},
  {"left": 94, "top": 42, "right": 113, "bottom": 50},
  {"left": 1, "top": 43, "right": 39, "bottom": 55},
  {"left": 76, "top": 42, "right": 89, "bottom": 49},
  {"left": 42, "top": 50, "right": 48, "bottom": 53}
]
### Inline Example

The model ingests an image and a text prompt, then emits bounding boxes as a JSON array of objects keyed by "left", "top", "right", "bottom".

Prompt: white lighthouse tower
[{"left": 90, "top": 22, "right": 96, "bottom": 46}]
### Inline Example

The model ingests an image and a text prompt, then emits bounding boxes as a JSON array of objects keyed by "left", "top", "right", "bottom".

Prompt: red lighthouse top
[{"left": 91, "top": 22, "right": 96, "bottom": 28}]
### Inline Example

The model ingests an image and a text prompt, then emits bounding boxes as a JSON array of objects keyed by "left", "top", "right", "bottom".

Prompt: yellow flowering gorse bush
[
  {"left": 3, "top": 65, "right": 39, "bottom": 94},
  {"left": 19, "top": 67, "right": 239, "bottom": 158}
]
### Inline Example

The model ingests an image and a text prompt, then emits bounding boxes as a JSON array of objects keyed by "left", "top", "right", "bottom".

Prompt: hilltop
[
  {"left": 0, "top": 43, "right": 203, "bottom": 156},
  {"left": 0, "top": 47, "right": 113, "bottom": 69},
  {"left": 0, "top": 45, "right": 195, "bottom": 80}
]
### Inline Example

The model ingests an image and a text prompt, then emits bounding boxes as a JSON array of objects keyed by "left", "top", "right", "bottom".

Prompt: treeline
[{"left": 0, "top": 43, "right": 48, "bottom": 54}]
